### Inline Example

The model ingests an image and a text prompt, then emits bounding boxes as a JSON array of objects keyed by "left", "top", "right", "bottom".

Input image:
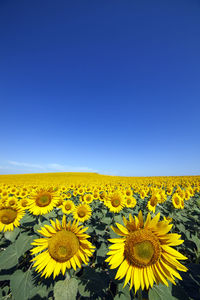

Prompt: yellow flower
[
  {"left": 77, "top": 187, "right": 85, "bottom": 195},
  {"left": 125, "top": 197, "right": 137, "bottom": 208},
  {"left": 28, "top": 188, "right": 59, "bottom": 215},
  {"left": 73, "top": 203, "right": 92, "bottom": 222},
  {"left": 184, "top": 190, "right": 191, "bottom": 201},
  {"left": 6, "top": 196, "right": 18, "bottom": 208},
  {"left": 65, "top": 192, "right": 72, "bottom": 199},
  {"left": 124, "top": 189, "right": 133, "bottom": 197},
  {"left": 106, "top": 211, "right": 188, "bottom": 293},
  {"left": 61, "top": 200, "right": 75, "bottom": 214},
  {"left": 105, "top": 192, "right": 125, "bottom": 213},
  {"left": 92, "top": 190, "right": 99, "bottom": 200},
  {"left": 30, "top": 216, "right": 95, "bottom": 278},
  {"left": 166, "top": 186, "right": 173, "bottom": 196},
  {"left": 172, "top": 193, "right": 182, "bottom": 209},
  {"left": 0, "top": 205, "right": 25, "bottom": 232},
  {"left": 81, "top": 193, "right": 93, "bottom": 204},
  {"left": 147, "top": 193, "right": 160, "bottom": 213},
  {"left": 19, "top": 198, "right": 30, "bottom": 209}
]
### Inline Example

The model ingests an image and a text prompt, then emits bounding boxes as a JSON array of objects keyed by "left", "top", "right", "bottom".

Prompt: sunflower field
[{"left": 0, "top": 173, "right": 200, "bottom": 300}]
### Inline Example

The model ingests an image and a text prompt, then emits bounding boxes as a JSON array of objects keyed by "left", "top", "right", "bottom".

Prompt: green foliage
[
  {"left": 15, "top": 233, "right": 37, "bottom": 258},
  {"left": 4, "top": 227, "right": 20, "bottom": 242},
  {"left": 148, "top": 283, "right": 177, "bottom": 300},
  {"left": 21, "top": 214, "right": 36, "bottom": 225},
  {"left": 0, "top": 232, "right": 37, "bottom": 270},
  {"left": 54, "top": 277, "right": 78, "bottom": 300},
  {"left": 10, "top": 269, "right": 34, "bottom": 300},
  {"left": 0, "top": 244, "right": 18, "bottom": 270},
  {"left": 114, "top": 282, "right": 131, "bottom": 299}
]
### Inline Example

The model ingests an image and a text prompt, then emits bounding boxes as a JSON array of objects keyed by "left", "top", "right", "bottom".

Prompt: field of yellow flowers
[{"left": 0, "top": 172, "right": 200, "bottom": 300}]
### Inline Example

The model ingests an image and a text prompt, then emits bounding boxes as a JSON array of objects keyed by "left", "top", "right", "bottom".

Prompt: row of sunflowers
[{"left": 0, "top": 173, "right": 200, "bottom": 300}]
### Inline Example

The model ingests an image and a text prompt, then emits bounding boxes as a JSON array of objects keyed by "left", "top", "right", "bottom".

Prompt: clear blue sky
[{"left": 0, "top": 0, "right": 200, "bottom": 176}]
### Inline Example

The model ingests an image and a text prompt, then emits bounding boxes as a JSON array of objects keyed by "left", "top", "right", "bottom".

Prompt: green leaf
[
  {"left": 54, "top": 277, "right": 78, "bottom": 300},
  {"left": 10, "top": 269, "right": 34, "bottom": 300},
  {"left": 15, "top": 233, "right": 37, "bottom": 258},
  {"left": 97, "top": 242, "right": 108, "bottom": 257},
  {"left": 114, "top": 282, "right": 131, "bottom": 299},
  {"left": 4, "top": 227, "right": 20, "bottom": 242},
  {"left": 78, "top": 280, "right": 90, "bottom": 297},
  {"left": 30, "top": 284, "right": 50, "bottom": 299},
  {"left": 148, "top": 283, "right": 177, "bottom": 300},
  {"left": 114, "top": 215, "right": 123, "bottom": 225},
  {"left": 191, "top": 234, "right": 200, "bottom": 249},
  {"left": 33, "top": 224, "right": 41, "bottom": 233},
  {"left": 44, "top": 210, "right": 57, "bottom": 219},
  {"left": 21, "top": 214, "right": 36, "bottom": 224},
  {"left": 101, "top": 216, "right": 112, "bottom": 225},
  {"left": 0, "top": 244, "right": 18, "bottom": 270}
]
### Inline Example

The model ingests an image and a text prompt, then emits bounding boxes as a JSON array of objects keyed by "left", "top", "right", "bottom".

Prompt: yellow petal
[
  {"left": 123, "top": 265, "right": 132, "bottom": 288},
  {"left": 116, "top": 223, "right": 129, "bottom": 235},
  {"left": 162, "top": 245, "right": 188, "bottom": 260}
]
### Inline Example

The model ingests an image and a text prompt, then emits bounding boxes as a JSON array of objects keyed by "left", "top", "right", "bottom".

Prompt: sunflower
[
  {"left": 105, "top": 192, "right": 125, "bottom": 213},
  {"left": 19, "top": 198, "right": 30, "bottom": 209},
  {"left": 30, "top": 216, "right": 95, "bottom": 278},
  {"left": 81, "top": 193, "right": 93, "bottom": 204},
  {"left": 73, "top": 203, "right": 92, "bottom": 222},
  {"left": 105, "top": 211, "right": 188, "bottom": 293},
  {"left": 172, "top": 193, "right": 182, "bottom": 209},
  {"left": 92, "top": 190, "right": 100, "bottom": 200},
  {"left": 65, "top": 192, "right": 72, "bottom": 199},
  {"left": 125, "top": 197, "right": 137, "bottom": 208},
  {"left": 6, "top": 196, "right": 18, "bottom": 208},
  {"left": 61, "top": 200, "right": 75, "bottom": 214},
  {"left": 28, "top": 188, "right": 59, "bottom": 215},
  {"left": 124, "top": 189, "right": 133, "bottom": 197},
  {"left": 147, "top": 193, "right": 161, "bottom": 213},
  {"left": 0, "top": 205, "right": 25, "bottom": 232}
]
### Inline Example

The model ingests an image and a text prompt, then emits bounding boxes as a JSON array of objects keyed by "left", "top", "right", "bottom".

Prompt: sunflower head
[
  {"left": 19, "top": 198, "right": 30, "bottom": 209},
  {"left": 73, "top": 203, "right": 92, "bottom": 222},
  {"left": 0, "top": 205, "right": 25, "bottom": 232},
  {"left": 28, "top": 188, "right": 59, "bottom": 215},
  {"left": 105, "top": 192, "right": 125, "bottom": 213},
  {"left": 125, "top": 196, "right": 137, "bottom": 208},
  {"left": 6, "top": 197, "right": 18, "bottom": 208},
  {"left": 61, "top": 200, "right": 75, "bottom": 214},
  {"left": 106, "top": 211, "right": 188, "bottom": 293},
  {"left": 82, "top": 194, "right": 93, "bottom": 204},
  {"left": 172, "top": 193, "right": 182, "bottom": 209},
  {"left": 30, "top": 216, "right": 95, "bottom": 278}
]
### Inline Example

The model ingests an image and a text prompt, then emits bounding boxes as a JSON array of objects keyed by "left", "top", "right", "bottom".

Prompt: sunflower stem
[
  {"left": 66, "top": 272, "right": 70, "bottom": 280},
  {"left": 38, "top": 215, "right": 43, "bottom": 225},
  {"left": 137, "top": 288, "right": 143, "bottom": 300}
]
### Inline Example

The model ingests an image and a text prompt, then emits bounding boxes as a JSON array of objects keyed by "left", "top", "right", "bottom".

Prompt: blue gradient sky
[{"left": 0, "top": 0, "right": 200, "bottom": 176}]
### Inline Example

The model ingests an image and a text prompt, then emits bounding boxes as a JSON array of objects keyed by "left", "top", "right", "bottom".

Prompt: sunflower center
[
  {"left": 21, "top": 200, "right": 28, "bottom": 207},
  {"left": 124, "top": 229, "right": 161, "bottom": 267},
  {"left": 78, "top": 208, "right": 87, "bottom": 218},
  {"left": 174, "top": 197, "right": 180, "bottom": 205},
  {"left": 0, "top": 208, "right": 17, "bottom": 224},
  {"left": 150, "top": 196, "right": 157, "bottom": 207},
  {"left": 8, "top": 200, "right": 16, "bottom": 206},
  {"left": 127, "top": 198, "right": 131, "bottom": 205},
  {"left": 111, "top": 197, "right": 120, "bottom": 207},
  {"left": 48, "top": 230, "right": 79, "bottom": 262},
  {"left": 36, "top": 193, "right": 52, "bottom": 207},
  {"left": 65, "top": 204, "right": 71, "bottom": 210}
]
